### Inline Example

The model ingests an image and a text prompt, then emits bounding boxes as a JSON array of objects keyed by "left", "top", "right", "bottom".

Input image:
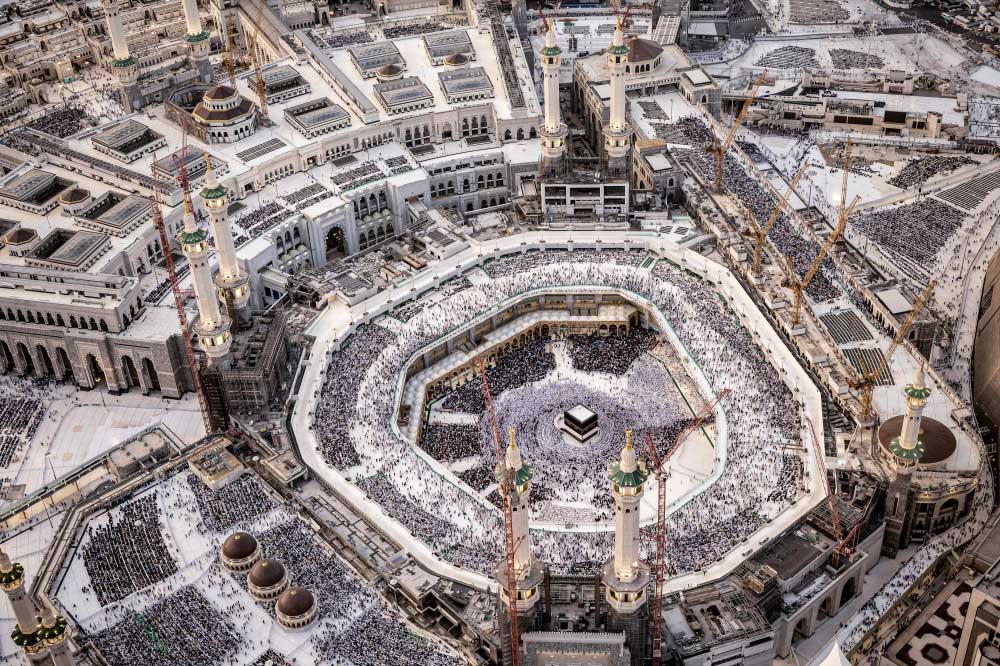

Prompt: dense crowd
[
  {"left": 394, "top": 277, "right": 474, "bottom": 322},
  {"left": 186, "top": 473, "right": 277, "bottom": 533},
  {"left": 25, "top": 105, "right": 90, "bottom": 138},
  {"left": 233, "top": 201, "right": 296, "bottom": 237},
  {"left": 0, "top": 376, "right": 52, "bottom": 468},
  {"left": 829, "top": 48, "right": 885, "bottom": 70},
  {"left": 382, "top": 22, "right": 450, "bottom": 39},
  {"left": 887, "top": 155, "right": 977, "bottom": 189},
  {"left": 850, "top": 199, "right": 965, "bottom": 285},
  {"left": 314, "top": 608, "right": 464, "bottom": 666},
  {"left": 90, "top": 586, "right": 241, "bottom": 666},
  {"left": 670, "top": 116, "right": 841, "bottom": 302},
  {"left": 310, "top": 250, "right": 808, "bottom": 577},
  {"left": 568, "top": 329, "right": 657, "bottom": 375},
  {"left": 438, "top": 337, "right": 556, "bottom": 414},
  {"left": 81, "top": 494, "right": 178, "bottom": 606}
]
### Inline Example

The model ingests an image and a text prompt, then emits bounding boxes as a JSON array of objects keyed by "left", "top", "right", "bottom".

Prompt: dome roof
[
  {"left": 878, "top": 415, "right": 957, "bottom": 465},
  {"left": 203, "top": 85, "right": 237, "bottom": 101},
  {"left": 5, "top": 228, "right": 37, "bottom": 245},
  {"left": 60, "top": 188, "right": 89, "bottom": 204},
  {"left": 221, "top": 532, "right": 257, "bottom": 560},
  {"left": 248, "top": 559, "right": 285, "bottom": 588},
  {"left": 444, "top": 53, "right": 469, "bottom": 66},
  {"left": 378, "top": 64, "right": 402, "bottom": 77},
  {"left": 276, "top": 587, "right": 315, "bottom": 618},
  {"left": 628, "top": 37, "right": 663, "bottom": 63}
]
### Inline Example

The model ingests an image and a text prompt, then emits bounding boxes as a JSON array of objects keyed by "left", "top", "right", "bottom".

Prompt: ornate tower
[
  {"left": 602, "top": 431, "right": 650, "bottom": 665},
  {"left": 884, "top": 364, "right": 932, "bottom": 555},
  {"left": 537, "top": 24, "right": 568, "bottom": 176},
  {"left": 2, "top": 548, "right": 45, "bottom": 664},
  {"left": 603, "top": 20, "right": 633, "bottom": 179},
  {"left": 178, "top": 197, "right": 232, "bottom": 360},
  {"left": 40, "top": 602, "right": 74, "bottom": 666},
  {"left": 495, "top": 429, "right": 543, "bottom": 664},
  {"left": 100, "top": 0, "right": 143, "bottom": 112},
  {"left": 181, "top": 0, "right": 213, "bottom": 82},
  {"left": 200, "top": 158, "right": 250, "bottom": 324}
]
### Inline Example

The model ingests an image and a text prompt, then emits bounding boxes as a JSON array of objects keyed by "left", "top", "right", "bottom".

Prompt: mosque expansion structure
[{"left": 0, "top": 0, "right": 999, "bottom": 665}]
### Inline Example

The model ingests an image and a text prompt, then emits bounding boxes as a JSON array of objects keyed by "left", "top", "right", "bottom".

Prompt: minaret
[
  {"left": 100, "top": 0, "right": 143, "bottom": 112},
  {"left": 884, "top": 364, "right": 932, "bottom": 555},
  {"left": 181, "top": 0, "right": 213, "bottom": 82},
  {"left": 178, "top": 196, "right": 232, "bottom": 360},
  {"left": 537, "top": 23, "right": 568, "bottom": 176},
  {"left": 495, "top": 428, "right": 542, "bottom": 663},
  {"left": 39, "top": 602, "right": 74, "bottom": 666},
  {"left": 200, "top": 157, "right": 250, "bottom": 325},
  {"left": 602, "top": 431, "right": 650, "bottom": 666},
  {"left": 1, "top": 548, "right": 45, "bottom": 663},
  {"left": 603, "top": 19, "right": 633, "bottom": 179}
]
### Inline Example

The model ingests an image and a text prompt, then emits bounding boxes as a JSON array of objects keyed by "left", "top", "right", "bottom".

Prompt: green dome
[
  {"left": 609, "top": 462, "right": 647, "bottom": 488},
  {"left": 0, "top": 562, "right": 23, "bottom": 586},
  {"left": 607, "top": 44, "right": 629, "bottom": 56},
  {"left": 904, "top": 384, "right": 932, "bottom": 400},
  {"left": 112, "top": 56, "right": 137, "bottom": 68},
  {"left": 889, "top": 437, "right": 924, "bottom": 462},
  {"left": 185, "top": 31, "right": 210, "bottom": 43},
  {"left": 200, "top": 184, "right": 227, "bottom": 201},
  {"left": 39, "top": 616, "right": 66, "bottom": 642},
  {"left": 496, "top": 461, "right": 533, "bottom": 487},
  {"left": 11, "top": 625, "right": 41, "bottom": 648},
  {"left": 177, "top": 228, "right": 208, "bottom": 245},
  {"left": 540, "top": 45, "right": 561, "bottom": 57}
]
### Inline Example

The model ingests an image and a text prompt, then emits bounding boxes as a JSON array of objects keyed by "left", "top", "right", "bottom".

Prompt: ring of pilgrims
[{"left": 302, "top": 240, "right": 828, "bottom": 592}]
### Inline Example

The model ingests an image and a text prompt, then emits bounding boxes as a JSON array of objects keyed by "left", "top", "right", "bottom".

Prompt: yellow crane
[
  {"left": 221, "top": 20, "right": 237, "bottom": 87},
  {"left": 848, "top": 280, "right": 937, "bottom": 421},
  {"left": 786, "top": 193, "right": 860, "bottom": 327},
  {"left": 249, "top": 0, "right": 269, "bottom": 125},
  {"left": 839, "top": 137, "right": 851, "bottom": 220},
  {"left": 746, "top": 163, "right": 806, "bottom": 276},
  {"left": 706, "top": 69, "right": 768, "bottom": 192}
]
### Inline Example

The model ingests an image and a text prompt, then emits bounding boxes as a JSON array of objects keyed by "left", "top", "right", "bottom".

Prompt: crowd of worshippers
[
  {"left": 0, "top": 375, "right": 52, "bottom": 468},
  {"left": 25, "top": 105, "right": 89, "bottom": 139},
  {"left": 887, "top": 155, "right": 977, "bottom": 189},
  {"left": 436, "top": 337, "right": 557, "bottom": 414},
  {"left": 89, "top": 586, "right": 241, "bottom": 666},
  {"left": 850, "top": 199, "right": 965, "bottom": 284},
  {"left": 569, "top": 328, "right": 657, "bottom": 375},
  {"left": 233, "top": 201, "right": 295, "bottom": 236},
  {"left": 309, "top": 251, "right": 809, "bottom": 578},
  {"left": 81, "top": 494, "right": 178, "bottom": 606},
  {"left": 185, "top": 473, "right": 276, "bottom": 533},
  {"left": 314, "top": 607, "right": 464, "bottom": 666},
  {"left": 671, "top": 116, "right": 841, "bottom": 302}
]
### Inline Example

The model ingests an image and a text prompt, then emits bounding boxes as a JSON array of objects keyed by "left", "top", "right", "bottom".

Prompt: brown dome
[
  {"left": 378, "top": 64, "right": 402, "bottom": 77},
  {"left": 444, "top": 53, "right": 469, "bottom": 66},
  {"left": 203, "top": 85, "right": 237, "bottom": 101},
  {"left": 627, "top": 37, "right": 663, "bottom": 63},
  {"left": 60, "top": 188, "right": 89, "bottom": 204},
  {"left": 5, "top": 228, "right": 36, "bottom": 245},
  {"left": 276, "top": 587, "right": 315, "bottom": 618},
  {"left": 248, "top": 559, "right": 285, "bottom": 588},
  {"left": 878, "top": 415, "right": 957, "bottom": 465},
  {"left": 221, "top": 532, "right": 257, "bottom": 560}
]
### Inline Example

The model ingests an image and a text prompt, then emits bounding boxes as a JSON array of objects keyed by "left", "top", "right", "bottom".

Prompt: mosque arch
[
  {"left": 17, "top": 342, "right": 34, "bottom": 376},
  {"left": 142, "top": 358, "right": 161, "bottom": 392},
  {"left": 0, "top": 340, "right": 12, "bottom": 372},
  {"left": 56, "top": 348, "right": 73, "bottom": 381},
  {"left": 122, "top": 355, "right": 140, "bottom": 389},
  {"left": 36, "top": 345, "right": 54, "bottom": 376},
  {"left": 841, "top": 577, "right": 857, "bottom": 606},
  {"left": 86, "top": 353, "right": 105, "bottom": 387}
]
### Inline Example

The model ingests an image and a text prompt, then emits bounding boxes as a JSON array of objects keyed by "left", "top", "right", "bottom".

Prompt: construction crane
[
  {"left": 847, "top": 279, "right": 937, "bottom": 421},
  {"left": 642, "top": 388, "right": 730, "bottom": 666},
  {"left": 747, "top": 164, "right": 806, "bottom": 276},
  {"left": 476, "top": 356, "right": 520, "bottom": 666},
  {"left": 249, "top": 0, "right": 269, "bottom": 126},
  {"left": 785, "top": 193, "right": 860, "bottom": 327},
  {"left": 804, "top": 416, "right": 848, "bottom": 566},
  {"left": 220, "top": 20, "right": 237, "bottom": 87},
  {"left": 147, "top": 163, "right": 212, "bottom": 434},
  {"left": 537, "top": 0, "right": 561, "bottom": 31},
  {"left": 706, "top": 70, "right": 768, "bottom": 192},
  {"left": 608, "top": 0, "right": 632, "bottom": 31},
  {"left": 839, "top": 138, "right": 852, "bottom": 220}
]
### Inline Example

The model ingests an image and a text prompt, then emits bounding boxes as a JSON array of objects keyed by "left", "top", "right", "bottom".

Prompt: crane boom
[
  {"left": 850, "top": 280, "right": 936, "bottom": 420},
  {"left": 643, "top": 388, "right": 730, "bottom": 666},
  {"left": 476, "top": 357, "right": 520, "bottom": 666},
  {"left": 805, "top": 416, "right": 843, "bottom": 558},
  {"left": 249, "top": 0, "right": 269, "bottom": 125},
  {"left": 710, "top": 70, "right": 767, "bottom": 191},
  {"left": 839, "top": 138, "right": 851, "bottom": 220},
  {"left": 752, "top": 163, "right": 806, "bottom": 276},
  {"left": 148, "top": 166, "right": 212, "bottom": 434}
]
